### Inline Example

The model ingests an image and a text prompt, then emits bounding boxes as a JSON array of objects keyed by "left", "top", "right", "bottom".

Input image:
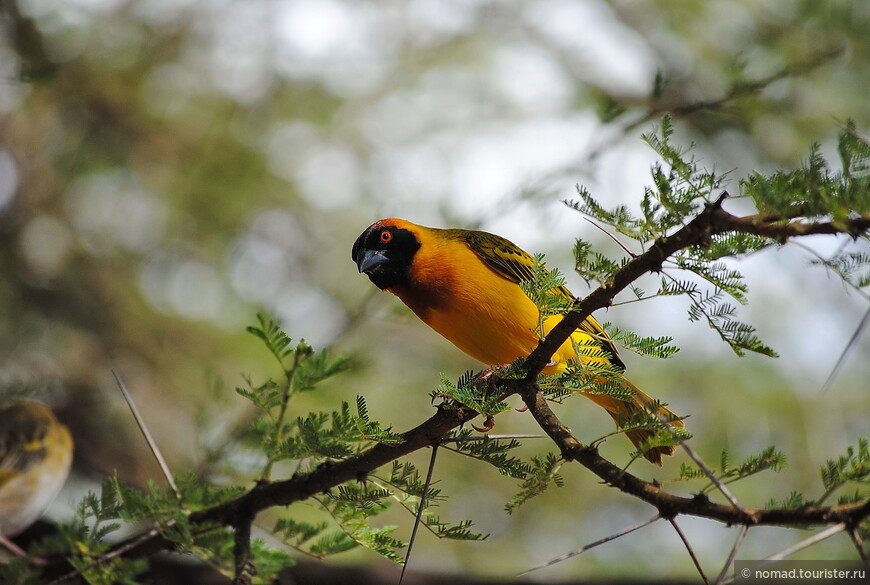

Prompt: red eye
[{"left": 380, "top": 230, "right": 392, "bottom": 243}]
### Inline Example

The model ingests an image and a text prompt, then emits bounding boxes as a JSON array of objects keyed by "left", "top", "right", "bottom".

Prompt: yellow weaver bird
[
  {"left": 352, "top": 218, "right": 683, "bottom": 464},
  {"left": 0, "top": 400, "right": 74, "bottom": 557}
]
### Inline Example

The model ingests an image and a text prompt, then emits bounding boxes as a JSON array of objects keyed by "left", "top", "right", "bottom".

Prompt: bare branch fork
[{"left": 45, "top": 197, "right": 870, "bottom": 579}]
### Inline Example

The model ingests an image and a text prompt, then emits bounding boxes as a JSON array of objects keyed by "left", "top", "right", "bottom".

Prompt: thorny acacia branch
[
  {"left": 513, "top": 379, "right": 869, "bottom": 526},
  {"left": 522, "top": 195, "right": 870, "bottom": 379},
  {"left": 45, "top": 197, "right": 870, "bottom": 581}
]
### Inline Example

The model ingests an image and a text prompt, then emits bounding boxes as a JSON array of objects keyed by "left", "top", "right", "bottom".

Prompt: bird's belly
[
  {"left": 426, "top": 307, "right": 608, "bottom": 374},
  {"left": 391, "top": 277, "right": 601, "bottom": 373},
  {"left": 426, "top": 306, "right": 536, "bottom": 366}
]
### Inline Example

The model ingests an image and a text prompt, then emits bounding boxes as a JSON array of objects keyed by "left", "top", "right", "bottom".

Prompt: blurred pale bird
[{"left": 0, "top": 400, "right": 73, "bottom": 557}]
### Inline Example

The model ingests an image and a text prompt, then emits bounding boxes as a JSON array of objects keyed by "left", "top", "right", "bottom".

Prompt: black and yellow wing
[
  {"left": 455, "top": 229, "right": 626, "bottom": 370},
  {"left": 0, "top": 402, "right": 51, "bottom": 486}
]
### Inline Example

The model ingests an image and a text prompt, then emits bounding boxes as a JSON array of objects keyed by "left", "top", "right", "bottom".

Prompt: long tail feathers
[{"left": 582, "top": 380, "right": 683, "bottom": 466}]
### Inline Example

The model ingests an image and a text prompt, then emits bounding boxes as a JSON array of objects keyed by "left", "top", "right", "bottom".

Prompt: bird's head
[{"left": 352, "top": 218, "right": 421, "bottom": 289}]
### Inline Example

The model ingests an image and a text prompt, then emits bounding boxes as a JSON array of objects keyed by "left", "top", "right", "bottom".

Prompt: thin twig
[
  {"left": 582, "top": 217, "right": 638, "bottom": 257},
  {"left": 518, "top": 514, "right": 661, "bottom": 575},
  {"left": 848, "top": 526, "right": 869, "bottom": 562},
  {"left": 822, "top": 303, "right": 870, "bottom": 393},
  {"left": 400, "top": 443, "right": 439, "bottom": 584},
  {"left": 610, "top": 294, "right": 666, "bottom": 307},
  {"left": 714, "top": 524, "right": 749, "bottom": 585},
  {"left": 439, "top": 433, "right": 547, "bottom": 443},
  {"left": 789, "top": 240, "right": 870, "bottom": 393},
  {"left": 791, "top": 241, "right": 870, "bottom": 301},
  {"left": 657, "top": 415, "right": 750, "bottom": 517},
  {"left": 669, "top": 517, "right": 710, "bottom": 585},
  {"left": 767, "top": 521, "right": 847, "bottom": 560},
  {"left": 833, "top": 117, "right": 870, "bottom": 147},
  {"left": 718, "top": 522, "right": 849, "bottom": 584},
  {"left": 112, "top": 370, "right": 181, "bottom": 500}
]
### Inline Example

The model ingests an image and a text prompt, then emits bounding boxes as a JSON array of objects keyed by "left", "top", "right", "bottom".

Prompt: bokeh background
[{"left": 1, "top": 0, "right": 869, "bottom": 581}]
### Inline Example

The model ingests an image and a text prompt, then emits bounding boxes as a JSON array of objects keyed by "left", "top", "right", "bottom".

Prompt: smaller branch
[
  {"left": 620, "top": 47, "right": 844, "bottom": 137},
  {"left": 766, "top": 522, "right": 848, "bottom": 561},
  {"left": 232, "top": 513, "right": 256, "bottom": 585},
  {"left": 788, "top": 239, "right": 870, "bottom": 392},
  {"left": 822, "top": 304, "right": 870, "bottom": 393},
  {"left": 263, "top": 350, "right": 301, "bottom": 481},
  {"left": 113, "top": 370, "right": 181, "bottom": 501},
  {"left": 519, "top": 514, "right": 661, "bottom": 576},
  {"left": 610, "top": 294, "right": 665, "bottom": 307},
  {"left": 669, "top": 517, "right": 709, "bottom": 585},
  {"left": 848, "top": 527, "right": 869, "bottom": 562},
  {"left": 713, "top": 212, "right": 870, "bottom": 241},
  {"left": 583, "top": 217, "right": 638, "bottom": 258},
  {"left": 0, "top": 535, "right": 27, "bottom": 558},
  {"left": 440, "top": 434, "right": 547, "bottom": 443},
  {"left": 659, "top": 415, "right": 749, "bottom": 516},
  {"left": 718, "top": 523, "right": 848, "bottom": 584},
  {"left": 714, "top": 524, "right": 749, "bottom": 585},
  {"left": 833, "top": 117, "right": 870, "bottom": 147},
  {"left": 48, "top": 405, "right": 476, "bottom": 578},
  {"left": 523, "top": 199, "right": 869, "bottom": 381},
  {"left": 791, "top": 241, "right": 870, "bottom": 302},
  {"left": 400, "top": 444, "right": 440, "bottom": 584},
  {"left": 514, "top": 377, "right": 870, "bottom": 527},
  {"left": 190, "top": 406, "right": 478, "bottom": 529}
]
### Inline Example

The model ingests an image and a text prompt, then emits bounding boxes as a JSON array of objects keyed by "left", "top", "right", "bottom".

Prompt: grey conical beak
[{"left": 356, "top": 248, "right": 389, "bottom": 273}]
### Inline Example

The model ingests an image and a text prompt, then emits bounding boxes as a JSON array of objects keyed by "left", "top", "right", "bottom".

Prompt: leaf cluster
[
  {"left": 601, "top": 323, "right": 679, "bottom": 359},
  {"left": 442, "top": 428, "right": 531, "bottom": 480},
  {"left": 742, "top": 127, "right": 870, "bottom": 223},
  {"left": 430, "top": 370, "right": 511, "bottom": 418},
  {"left": 677, "top": 446, "right": 787, "bottom": 495},
  {"left": 740, "top": 121, "right": 870, "bottom": 294},
  {"left": 505, "top": 453, "right": 564, "bottom": 514},
  {"left": 376, "top": 459, "right": 486, "bottom": 542},
  {"left": 572, "top": 239, "right": 631, "bottom": 288},
  {"left": 237, "top": 314, "right": 355, "bottom": 479},
  {"left": 567, "top": 116, "right": 717, "bottom": 245},
  {"left": 764, "top": 438, "right": 869, "bottom": 537},
  {"left": 11, "top": 474, "right": 246, "bottom": 585},
  {"left": 558, "top": 354, "right": 634, "bottom": 401},
  {"left": 238, "top": 320, "right": 503, "bottom": 574},
  {"left": 519, "top": 253, "right": 576, "bottom": 340},
  {"left": 819, "top": 438, "right": 870, "bottom": 505},
  {"left": 565, "top": 116, "right": 797, "bottom": 357}
]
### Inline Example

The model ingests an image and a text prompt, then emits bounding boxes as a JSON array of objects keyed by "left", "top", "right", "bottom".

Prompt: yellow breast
[{"left": 389, "top": 232, "right": 598, "bottom": 374}]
